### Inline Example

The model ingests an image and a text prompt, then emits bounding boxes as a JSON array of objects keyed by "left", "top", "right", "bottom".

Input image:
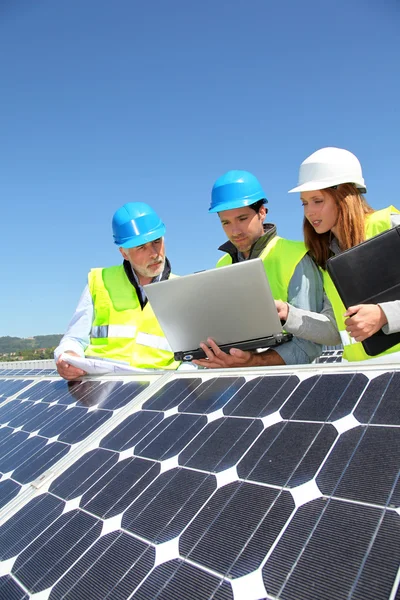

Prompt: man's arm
[{"left": 55, "top": 285, "right": 93, "bottom": 380}]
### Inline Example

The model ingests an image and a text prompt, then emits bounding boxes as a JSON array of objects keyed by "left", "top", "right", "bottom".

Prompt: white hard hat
[{"left": 288, "top": 147, "right": 367, "bottom": 194}]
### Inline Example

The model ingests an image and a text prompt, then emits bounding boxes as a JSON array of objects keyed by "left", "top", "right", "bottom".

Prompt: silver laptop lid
[{"left": 144, "top": 258, "right": 282, "bottom": 352}]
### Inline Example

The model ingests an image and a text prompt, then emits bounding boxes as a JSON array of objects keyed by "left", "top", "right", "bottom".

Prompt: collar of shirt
[
  {"left": 130, "top": 266, "right": 162, "bottom": 303},
  {"left": 329, "top": 236, "right": 341, "bottom": 256},
  {"left": 218, "top": 223, "right": 277, "bottom": 263}
]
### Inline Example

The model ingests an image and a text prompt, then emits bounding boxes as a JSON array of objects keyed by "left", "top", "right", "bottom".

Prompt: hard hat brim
[
  {"left": 288, "top": 181, "right": 367, "bottom": 194},
  {"left": 209, "top": 198, "right": 268, "bottom": 213},
  {"left": 117, "top": 224, "right": 166, "bottom": 248}
]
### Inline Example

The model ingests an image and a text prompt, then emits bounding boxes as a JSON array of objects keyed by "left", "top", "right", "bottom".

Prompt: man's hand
[
  {"left": 192, "top": 338, "right": 253, "bottom": 369},
  {"left": 56, "top": 351, "right": 87, "bottom": 381},
  {"left": 344, "top": 304, "right": 388, "bottom": 342},
  {"left": 275, "top": 300, "right": 289, "bottom": 322},
  {"left": 192, "top": 338, "right": 285, "bottom": 369}
]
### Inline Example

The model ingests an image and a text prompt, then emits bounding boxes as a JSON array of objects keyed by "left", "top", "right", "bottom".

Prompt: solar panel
[
  {"left": 0, "top": 377, "right": 152, "bottom": 517},
  {"left": 314, "top": 349, "right": 344, "bottom": 363},
  {"left": 0, "top": 365, "right": 399, "bottom": 600}
]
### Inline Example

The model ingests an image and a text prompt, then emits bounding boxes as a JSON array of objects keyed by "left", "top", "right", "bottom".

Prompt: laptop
[
  {"left": 326, "top": 225, "right": 400, "bottom": 356},
  {"left": 144, "top": 258, "right": 292, "bottom": 361}
]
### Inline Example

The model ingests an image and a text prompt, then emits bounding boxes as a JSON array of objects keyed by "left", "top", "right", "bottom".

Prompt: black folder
[{"left": 326, "top": 225, "right": 400, "bottom": 356}]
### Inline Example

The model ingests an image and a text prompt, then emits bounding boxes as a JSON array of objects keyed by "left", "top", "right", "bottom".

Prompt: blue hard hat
[
  {"left": 209, "top": 170, "right": 268, "bottom": 213},
  {"left": 112, "top": 202, "right": 166, "bottom": 248}
]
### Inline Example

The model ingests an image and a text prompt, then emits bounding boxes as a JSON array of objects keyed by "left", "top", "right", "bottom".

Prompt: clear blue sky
[{"left": 1, "top": 0, "right": 399, "bottom": 337}]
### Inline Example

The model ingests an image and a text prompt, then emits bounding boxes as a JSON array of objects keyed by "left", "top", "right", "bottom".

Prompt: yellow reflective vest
[
  {"left": 323, "top": 206, "right": 400, "bottom": 362},
  {"left": 216, "top": 236, "right": 307, "bottom": 301},
  {"left": 84, "top": 265, "right": 180, "bottom": 370}
]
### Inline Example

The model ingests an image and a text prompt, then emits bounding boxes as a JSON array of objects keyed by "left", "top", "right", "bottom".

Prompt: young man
[
  {"left": 55, "top": 202, "right": 180, "bottom": 380},
  {"left": 193, "top": 170, "right": 324, "bottom": 368}
]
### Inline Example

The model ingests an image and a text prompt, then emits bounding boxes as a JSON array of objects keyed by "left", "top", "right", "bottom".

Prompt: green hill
[{"left": 0, "top": 335, "right": 63, "bottom": 354}]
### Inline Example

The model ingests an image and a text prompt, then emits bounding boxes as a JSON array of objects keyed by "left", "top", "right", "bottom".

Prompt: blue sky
[{"left": 1, "top": 0, "right": 399, "bottom": 337}]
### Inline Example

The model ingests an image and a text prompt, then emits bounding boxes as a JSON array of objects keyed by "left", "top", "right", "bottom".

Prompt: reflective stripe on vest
[
  {"left": 136, "top": 332, "right": 172, "bottom": 352},
  {"left": 325, "top": 206, "right": 400, "bottom": 362},
  {"left": 91, "top": 325, "right": 137, "bottom": 338}
]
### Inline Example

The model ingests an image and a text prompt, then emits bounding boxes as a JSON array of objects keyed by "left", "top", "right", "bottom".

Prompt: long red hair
[{"left": 304, "top": 183, "right": 374, "bottom": 268}]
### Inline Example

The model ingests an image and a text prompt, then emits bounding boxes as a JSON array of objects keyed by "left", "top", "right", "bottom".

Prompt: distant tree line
[
  {"left": 0, "top": 335, "right": 63, "bottom": 355},
  {"left": 0, "top": 348, "right": 57, "bottom": 362}
]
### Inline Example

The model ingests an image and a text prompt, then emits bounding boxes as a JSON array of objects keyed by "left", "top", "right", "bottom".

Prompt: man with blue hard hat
[
  {"left": 55, "top": 202, "right": 180, "bottom": 379},
  {"left": 193, "top": 170, "right": 324, "bottom": 368}
]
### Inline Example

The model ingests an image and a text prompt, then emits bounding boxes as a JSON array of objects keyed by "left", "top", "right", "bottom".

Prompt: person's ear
[{"left": 119, "top": 247, "right": 128, "bottom": 260}]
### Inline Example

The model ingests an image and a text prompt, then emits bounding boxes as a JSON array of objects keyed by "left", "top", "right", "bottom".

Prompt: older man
[{"left": 55, "top": 202, "right": 180, "bottom": 379}]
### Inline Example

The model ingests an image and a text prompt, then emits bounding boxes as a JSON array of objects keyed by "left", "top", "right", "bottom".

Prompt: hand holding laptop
[
  {"left": 144, "top": 259, "right": 293, "bottom": 363},
  {"left": 192, "top": 337, "right": 288, "bottom": 369},
  {"left": 192, "top": 337, "right": 255, "bottom": 369}
]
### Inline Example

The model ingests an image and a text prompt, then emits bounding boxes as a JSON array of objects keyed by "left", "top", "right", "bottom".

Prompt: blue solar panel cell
[
  {"left": 13, "top": 441, "right": 70, "bottom": 485},
  {"left": 281, "top": 373, "right": 369, "bottom": 421},
  {"left": 354, "top": 372, "right": 400, "bottom": 425},
  {"left": 16, "top": 380, "right": 54, "bottom": 400},
  {"left": 317, "top": 426, "right": 400, "bottom": 506},
  {"left": 0, "top": 576, "right": 28, "bottom": 599},
  {"left": 0, "top": 494, "right": 65, "bottom": 560},
  {"left": 22, "top": 404, "right": 66, "bottom": 433},
  {"left": 51, "top": 380, "right": 104, "bottom": 405},
  {"left": 142, "top": 378, "right": 202, "bottom": 411},
  {"left": 20, "top": 404, "right": 63, "bottom": 432},
  {"left": 122, "top": 468, "right": 217, "bottom": 543},
  {"left": 263, "top": 498, "right": 399, "bottom": 600},
  {"left": 0, "top": 401, "right": 27, "bottom": 424},
  {"left": 80, "top": 457, "right": 160, "bottom": 519},
  {"left": 12, "top": 510, "right": 102, "bottom": 593},
  {"left": 351, "top": 510, "right": 400, "bottom": 600},
  {"left": 179, "top": 417, "right": 263, "bottom": 472},
  {"left": 36, "top": 405, "right": 90, "bottom": 438},
  {"left": 100, "top": 410, "right": 164, "bottom": 451},
  {"left": 134, "top": 413, "right": 208, "bottom": 461},
  {"left": 223, "top": 374, "right": 299, "bottom": 417},
  {"left": 49, "top": 448, "right": 118, "bottom": 500},
  {"left": 180, "top": 481, "right": 295, "bottom": 578},
  {"left": 177, "top": 377, "right": 245, "bottom": 413},
  {"left": 98, "top": 380, "right": 149, "bottom": 409},
  {"left": 0, "top": 380, "right": 33, "bottom": 400},
  {"left": 130, "top": 560, "right": 233, "bottom": 600},
  {"left": 0, "top": 434, "right": 46, "bottom": 474},
  {"left": 238, "top": 422, "right": 337, "bottom": 487},
  {"left": 49, "top": 531, "right": 155, "bottom": 600},
  {"left": 10, "top": 402, "right": 49, "bottom": 429},
  {"left": 0, "top": 479, "right": 20, "bottom": 511},
  {"left": 57, "top": 409, "right": 112, "bottom": 444}
]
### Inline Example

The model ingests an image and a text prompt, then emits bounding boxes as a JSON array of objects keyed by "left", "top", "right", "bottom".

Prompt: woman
[{"left": 277, "top": 146, "right": 400, "bottom": 362}]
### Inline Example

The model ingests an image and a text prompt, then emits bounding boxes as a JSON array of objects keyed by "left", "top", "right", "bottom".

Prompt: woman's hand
[
  {"left": 275, "top": 300, "right": 289, "bottom": 322},
  {"left": 344, "top": 304, "right": 388, "bottom": 342}
]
